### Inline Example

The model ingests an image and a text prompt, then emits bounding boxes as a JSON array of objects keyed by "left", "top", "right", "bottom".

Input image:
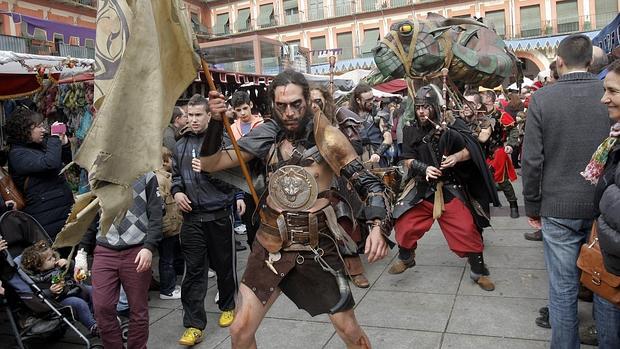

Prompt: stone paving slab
[
  {"left": 355, "top": 290, "right": 455, "bottom": 332},
  {"left": 147, "top": 309, "right": 230, "bottom": 349},
  {"left": 325, "top": 326, "right": 443, "bottom": 349},
  {"left": 447, "top": 295, "right": 551, "bottom": 341},
  {"left": 441, "top": 333, "right": 548, "bottom": 349},
  {"left": 483, "top": 245, "right": 546, "bottom": 269},
  {"left": 413, "top": 245, "right": 467, "bottom": 267},
  {"left": 373, "top": 265, "right": 464, "bottom": 295},
  {"left": 214, "top": 318, "right": 336, "bottom": 349},
  {"left": 484, "top": 228, "right": 545, "bottom": 247},
  {"left": 458, "top": 267, "right": 548, "bottom": 299}
]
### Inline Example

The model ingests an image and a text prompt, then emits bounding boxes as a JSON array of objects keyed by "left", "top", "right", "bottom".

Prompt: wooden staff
[
  {"left": 197, "top": 54, "right": 260, "bottom": 206},
  {"left": 328, "top": 55, "right": 336, "bottom": 95}
]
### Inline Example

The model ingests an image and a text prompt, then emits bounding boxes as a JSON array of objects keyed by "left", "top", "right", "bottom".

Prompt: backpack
[{"left": 154, "top": 169, "right": 182, "bottom": 237}]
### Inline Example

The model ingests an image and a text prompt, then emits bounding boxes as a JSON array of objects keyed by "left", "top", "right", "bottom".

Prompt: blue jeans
[
  {"left": 594, "top": 294, "right": 620, "bottom": 349},
  {"left": 542, "top": 217, "right": 591, "bottom": 349},
  {"left": 158, "top": 235, "right": 179, "bottom": 295},
  {"left": 116, "top": 286, "right": 128, "bottom": 312},
  {"left": 60, "top": 285, "right": 96, "bottom": 329}
]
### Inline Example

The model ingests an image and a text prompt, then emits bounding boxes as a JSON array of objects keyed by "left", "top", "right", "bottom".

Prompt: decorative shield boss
[{"left": 268, "top": 165, "right": 318, "bottom": 211}]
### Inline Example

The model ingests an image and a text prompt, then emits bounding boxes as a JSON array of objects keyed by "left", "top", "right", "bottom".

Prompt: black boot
[
  {"left": 467, "top": 253, "right": 494, "bottom": 291},
  {"left": 509, "top": 201, "right": 520, "bottom": 219}
]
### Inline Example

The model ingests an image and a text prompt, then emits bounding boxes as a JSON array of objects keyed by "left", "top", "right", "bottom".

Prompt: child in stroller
[
  {"left": 20, "top": 240, "right": 98, "bottom": 337},
  {"left": 0, "top": 211, "right": 99, "bottom": 348}
]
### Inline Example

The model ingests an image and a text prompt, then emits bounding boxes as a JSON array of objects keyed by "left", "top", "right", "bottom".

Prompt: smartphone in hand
[{"left": 51, "top": 123, "right": 67, "bottom": 135}]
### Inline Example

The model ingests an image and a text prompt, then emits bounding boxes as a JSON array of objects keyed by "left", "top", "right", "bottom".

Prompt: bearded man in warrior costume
[{"left": 200, "top": 70, "right": 392, "bottom": 349}]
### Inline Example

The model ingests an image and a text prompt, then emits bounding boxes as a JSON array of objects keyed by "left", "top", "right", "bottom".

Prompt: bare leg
[
  {"left": 230, "top": 283, "right": 280, "bottom": 349},
  {"left": 329, "top": 309, "right": 371, "bottom": 349}
]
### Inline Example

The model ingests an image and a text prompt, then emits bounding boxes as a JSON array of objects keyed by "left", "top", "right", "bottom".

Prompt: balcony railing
[
  {"left": 0, "top": 34, "right": 94, "bottom": 59},
  {"left": 58, "top": 43, "right": 95, "bottom": 59},
  {"left": 202, "top": 4, "right": 617, "bottom": 43}
]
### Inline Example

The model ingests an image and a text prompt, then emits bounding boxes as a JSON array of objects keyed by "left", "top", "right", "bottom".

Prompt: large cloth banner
[
  {"left": 593, "top": 14, "right": 620, "bottom": 54},
  {"left": 55, "top": 0, "right": 199, "bottom": 246}
]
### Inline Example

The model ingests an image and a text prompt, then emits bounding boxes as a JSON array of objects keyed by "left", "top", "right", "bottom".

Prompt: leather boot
[
  {"left": 468, "top": 253, "right": 495, "bottom": 291},
  {"left": 389, "top": 250, "right": 416, "bottom": 274},
  {"left": 524, "top": 229, "right": 542, "bottom": 241},
  {"left": 509, "top": 201, "right": 520, "bottom": 219},
  {"left": 350, "top": 274, "right": 370, "bottom": 288}
]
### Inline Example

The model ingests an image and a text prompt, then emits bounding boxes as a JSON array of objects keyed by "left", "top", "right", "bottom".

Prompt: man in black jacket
[
  {"left": 388, "top": 85, "right": 499, "bottom": 292},
  {"left": 172, "top": 94, "right": 244, "bottom": 346},
  {"left": 522, "top": 34, "right": 611, "bottom": 349}
]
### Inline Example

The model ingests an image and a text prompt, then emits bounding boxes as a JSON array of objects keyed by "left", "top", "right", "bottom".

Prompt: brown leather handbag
[
  {"left": 0, "top": 167, "right": 26, "bottom": 210},
  {"left": 577, "top": 222, "right": 620, "bottom": 306}
]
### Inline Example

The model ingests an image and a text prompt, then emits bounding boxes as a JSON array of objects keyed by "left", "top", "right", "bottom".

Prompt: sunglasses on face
[{"left": 274, "top": 99, "right": 305, "bottom": 114}]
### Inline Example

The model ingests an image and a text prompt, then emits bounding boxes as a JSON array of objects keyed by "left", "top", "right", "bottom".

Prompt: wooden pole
[{"left": 197, "top": 53, "right": 260, "bottom": 206}]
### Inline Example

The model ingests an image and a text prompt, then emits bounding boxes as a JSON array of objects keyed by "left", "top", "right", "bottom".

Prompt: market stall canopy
[
  {"left": 507, "top": 76, "right": 534, "bottom": 90},
  {"left": 0, "top": 51, "right": 94, "bottom": 99},
  {"left": 373, "top": 79, "right": 407, "bottom": 93},
  {"left": 337, "top": 69, "right": 372, "bottom": 85},
  {"left": 302, "top": 73, "right": 355, "bottom": 91},
  {"left": 199, "top": 34, "right": 282, "bottom": 65},
  {"left": 334, "top": 87, "right": 403, "bottom": 99}
]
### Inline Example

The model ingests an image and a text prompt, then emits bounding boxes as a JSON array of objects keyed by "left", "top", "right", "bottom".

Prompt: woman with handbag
[
  {"left": 582, "top": 59, "right": 620, "bottom": 348},
  {"left": 5, "top": 108, "right": 74, "bottom": 241}
]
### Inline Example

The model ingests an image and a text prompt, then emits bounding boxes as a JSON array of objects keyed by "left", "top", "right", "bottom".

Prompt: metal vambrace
[
  {"left": 199, "top": 119, "right": 224, "bottom": 157},
  {"left": 341, "top": 159, "right": 392, "bottom": 232},
  {"left": 410, "top": 159, "right": 429, "bottom": 177},
  {"left": 375, "top": 142, "right": 390, "bottom": 157}
]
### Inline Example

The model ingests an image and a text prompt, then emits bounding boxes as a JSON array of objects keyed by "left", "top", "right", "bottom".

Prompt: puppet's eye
[{"left": 400, "top": 24, "right": 413, "bottom": 35}]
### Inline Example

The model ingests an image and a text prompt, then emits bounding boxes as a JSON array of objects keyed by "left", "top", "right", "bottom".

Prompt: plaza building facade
[
  {"left": 199, "top": 0, "right": 619, "bottom": 77},
  {"left": 0, "top": 0, "right": 208, "bottom": 59}
]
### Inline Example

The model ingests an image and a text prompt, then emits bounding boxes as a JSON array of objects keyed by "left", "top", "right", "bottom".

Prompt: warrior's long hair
[
  {"left": 310, "top": 85, "right": 336, "bottom": 124},
  {"left": 268, "top": 70, "right": 313, "bottom": 138}
]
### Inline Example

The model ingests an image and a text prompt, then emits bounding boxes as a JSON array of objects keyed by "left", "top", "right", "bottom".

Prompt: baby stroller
[{"left": 0, "top": 210, "right": 98, "bottom": 348}]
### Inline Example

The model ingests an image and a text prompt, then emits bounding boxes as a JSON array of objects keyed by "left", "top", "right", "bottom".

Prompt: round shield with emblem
[{"left": 268, "top": 165, "right": 318, "bottom": 211}]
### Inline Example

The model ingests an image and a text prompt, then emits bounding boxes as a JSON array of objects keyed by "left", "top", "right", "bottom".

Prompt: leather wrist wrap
[
  {"left": 199, "top": 119, "right": 224, "bottom": 157},
  {"left": 341, "top": 159, "right": 392, "bottom": 234},
  {"left": 410, "top": 159, "right": 429, "bottom": 177},
  {"left": 375, "top": 143, "right": 390, "bottom": 156}
]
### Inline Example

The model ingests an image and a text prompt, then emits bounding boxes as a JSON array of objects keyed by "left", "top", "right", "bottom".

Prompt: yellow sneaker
[
  {"left": 218, "top": 310, "right": 235, "bottom": 327},
  {"left": 178, "top": 327, "right": 203, "bottom": 346}
]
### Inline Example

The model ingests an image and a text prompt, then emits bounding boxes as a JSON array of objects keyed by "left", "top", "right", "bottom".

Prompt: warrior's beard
[
  {"left": 274, "top": 107, "right": 314, "bottom": 140},
  {"left": 417, "top": 111, "right": 439, "bottom": 128}
]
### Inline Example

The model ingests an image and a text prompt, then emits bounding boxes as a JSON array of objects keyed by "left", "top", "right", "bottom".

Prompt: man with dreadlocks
[
  {"left": 201, "top": 70, "right": 391, "bottom": 348},
  {"left": 388, "top": 85, "right": 499, "bottom": 292}
]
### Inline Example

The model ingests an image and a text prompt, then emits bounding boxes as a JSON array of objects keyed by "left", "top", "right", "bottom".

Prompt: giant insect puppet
[{"left": 367, "top": 12, "right": 522, "bottom": 114}]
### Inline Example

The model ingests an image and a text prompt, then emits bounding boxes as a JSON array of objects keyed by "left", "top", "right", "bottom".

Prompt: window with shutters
[
  {"left": 485, "top": 10, "right": 505, "bottom": 38},
  {"left": 392, "top": 0, "right": 409, "bottom": 7},
  {"left": 236, "top": 8, "right": 251, "bottom": 32},
  {"left": 595, "top": 0, "right": 618, "bottom": 29},
  {"left": 258, "top": 4, "right": 276, "bottom": 28},
  {"left": 520, "top": 5, "right": 541, "bottom": 37},
  {"left": 360, "top": 28, "right": 380, "bottom": 57},
  {"left": 215, "top": 13, "right": 230, "bottom": 35},
  {"left": 311, "top": 36, "right": 327, "bottom": 63},
  {"left": 308, "top": 0, "right": 324, "bottom": 21},
  {"left": 284, "top": 0, "right": 300, "bottom": 25},
  {"left": 556, "top": 0, "right": 579, "bottom": 34},
  {"left": 362, "top": 0, "right": 376, "bottom": 12},
  {"left": 337, "top": 32, "right": 353, "bottom": 59},
  {"left": 334, "top": 0, "right": 352, "bottom": 17}
]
